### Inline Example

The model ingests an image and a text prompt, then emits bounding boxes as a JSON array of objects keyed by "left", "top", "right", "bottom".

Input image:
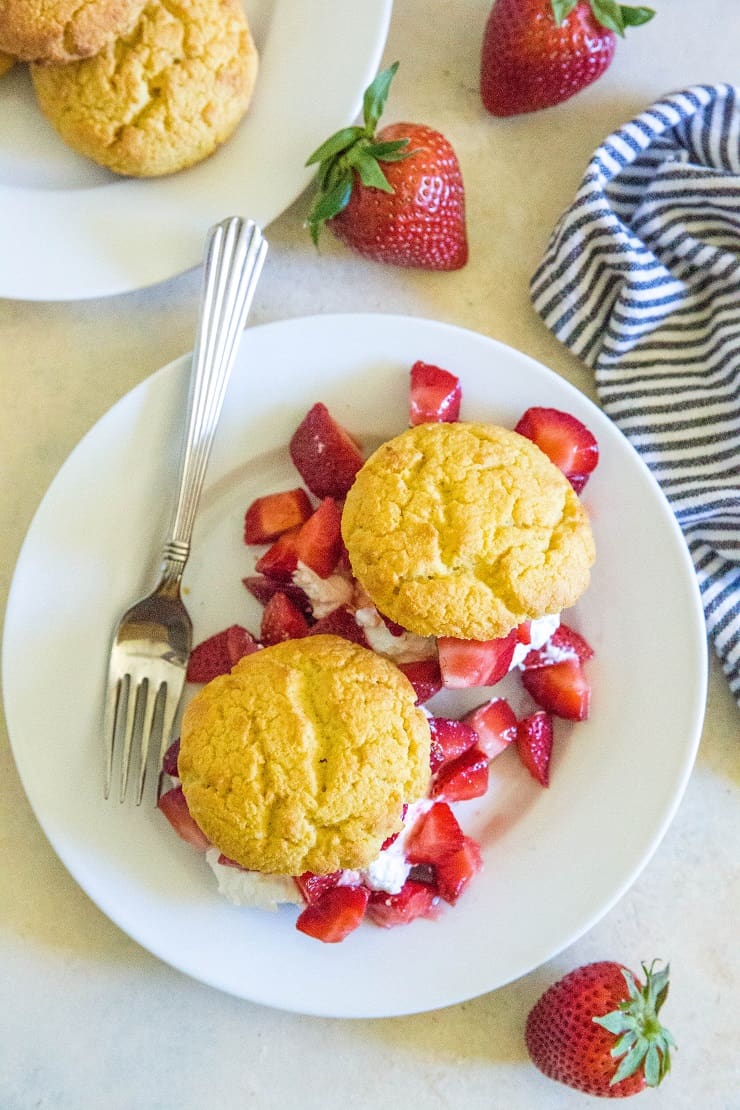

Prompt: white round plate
[
  {"left": 0, "top": 1, "right": 391, "bottom": 301},
  {"left": 3, "top": 314, "right": 707, "bottom": 1017}
]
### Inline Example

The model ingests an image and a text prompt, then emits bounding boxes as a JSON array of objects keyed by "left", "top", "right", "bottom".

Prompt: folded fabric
[{"left": 531, "top": 83, "right": 740, "bottom": 708}]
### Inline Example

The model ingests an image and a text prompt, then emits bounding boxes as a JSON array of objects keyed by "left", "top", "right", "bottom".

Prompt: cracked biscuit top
[
  {"left": 341, "top": 421, "right": 595, "bottom": 641},
  {"left": 30, "top": 0, "right": 258, "bottom": 177},
  {"left": 178, "top": 635, "right": 431, "bottom": 876},
  {"left": 0, "top": 0, "right": 145, "bottom": 63}
]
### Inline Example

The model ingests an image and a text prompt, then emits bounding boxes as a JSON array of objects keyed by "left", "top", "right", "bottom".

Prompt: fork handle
[{"left": 161, "top": 217, "right": 268, "bottom": 580}]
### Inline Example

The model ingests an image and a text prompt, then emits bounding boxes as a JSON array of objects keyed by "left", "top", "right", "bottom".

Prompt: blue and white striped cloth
[{"left": 531, "top": 84, "right": 740, "bottom": 707}]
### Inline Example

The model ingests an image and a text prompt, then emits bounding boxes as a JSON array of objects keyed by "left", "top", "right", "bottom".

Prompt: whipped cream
[
  {"left": 354, "top": 607, "right": 437, "bottom": 664},
  {"left": 205, "top": 848, "right": 303, "bottom": 911},
  {"left": 510, "top": 613, "right": 560, "bottom": 670},
  {"left": 292, "top": 562, "right": 354, "bottom": 619}
]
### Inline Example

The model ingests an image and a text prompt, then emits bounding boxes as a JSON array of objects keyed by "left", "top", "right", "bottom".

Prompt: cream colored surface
[{"left": 0, "top": 1, "right": 738, "bottom": 1106}]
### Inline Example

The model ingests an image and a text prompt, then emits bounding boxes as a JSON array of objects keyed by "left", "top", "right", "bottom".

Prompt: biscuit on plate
[
  {"left": 0, "top": 0, "right": 144, "bottom": 63},
  {"left": 341, "top": 421, "right": 595, "bottom": 641},
  {"left": 178, "top": 635, "right": 431, "bottom": 876},
  {"left": 30, "top": 0, "right": 258, "bottom": 177}
]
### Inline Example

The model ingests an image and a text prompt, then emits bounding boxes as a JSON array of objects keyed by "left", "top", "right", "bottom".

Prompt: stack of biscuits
[{"left": 0, "top": 0, "right": 258, "bottom": 176}]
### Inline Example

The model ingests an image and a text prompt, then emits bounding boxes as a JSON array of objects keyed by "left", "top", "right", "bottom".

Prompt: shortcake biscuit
[
  {"left": 0, "top": 0, "right": 144, "bottom": 63},
  {"left": 30, "top": 0, "right": 258, "bottom": 177},
  {"left": 178, "top": 635, "right": 431, "bottom": 876},
  {"left": 342, "top": 421, "right": 595, "bottom": 641}
]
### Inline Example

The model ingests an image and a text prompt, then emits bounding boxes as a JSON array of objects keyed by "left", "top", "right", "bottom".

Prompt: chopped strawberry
[
  {"left": 432, "top": 745, "right": 489, "bottom": 802},
  {"left": 242, "top": 575, "right": 313, "bottom": 617},
  {"left": 294, "top": 870, "right": 342, "bottom": 904},
  {"left": 380, "top": 804, "right": 408, "bottom": 850},
  {"left": 309, "top": 605, "right": 369, "bottom": 646},
  {"left": 438, "top": 629, "right": 517, "bottom": 688},
  {"left": 405, "top": 802, "right": 464, "bottom": 866},
  {"left": 366, "top": 880, "right": 439, "bottom": 928},
  {"left": 428, "top": 716, "right": 479, "bottom": 773},
  {"left": 255, "top": 498, "right": 343, "bottom": 581},
  {"left": 516, "top": 710, "right": 554, "bottom": 786},
  {"left": 435, "top": 836, "right": 483, "bottom": 904},
  {"left": 514, "top": 407, "right": 599, "bottom": 491},
  {"left": 243, "top": 488, "right": 313, "bottom": 544},
  {"left": 397, "top": 657, "right": 443, "bottom": 703},
  {"left": 462, "top": 696, "right": 518, "bottom": 760},
  {"left": 289, "top": 403, "right": 364, "bottom": 499},
  {"left": 217, "top": 854, "right": 245, "bottom": 868},
  {"left": 158, "top": 786, "right": 210, "bottom": 851},
  {"left": 260, "top": 591, "right": 310, "bottom": 645},
  {"left": 521, "top": 622, "right": 595, "bottom": 670},
  {"left": 521, "top": 658, "right": 591, "bottom": 720},
  {"left": 254, "top": 527, "right": 300, "bottom": 580},
  {"left": 186, "top": 624, "right": 259, "bottom": 682},
  {"left": 378, "top": 611, "right": 406, "bottom": 636},
  {"left": 517, "top": 621, "right": 532, "bottom": 644},
  {"left": 409, "top": 361, "right": 462, "bottom": 425},
  {"left": 295, "top": 884, "right": 369, "bottom": 943},
  {"left": 161, "top": 738, "right": 180, "bottom": 777}
]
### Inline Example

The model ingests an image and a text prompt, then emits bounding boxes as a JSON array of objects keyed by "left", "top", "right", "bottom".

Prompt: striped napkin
[{"left": 531, "top": 83, "right": 740, "bottom": 707}]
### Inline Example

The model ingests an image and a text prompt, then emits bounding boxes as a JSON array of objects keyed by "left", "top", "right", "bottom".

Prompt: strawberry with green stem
[
  {"left": 306, "top": 63, "right": 467, "bottom": 270},
  {"left": 481, "top": 0, "right": 655, "bottom": 118}
]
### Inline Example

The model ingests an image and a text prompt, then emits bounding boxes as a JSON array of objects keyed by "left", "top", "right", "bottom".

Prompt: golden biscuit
[
  {"left": 178, "top": 635, "right": 431, "bottom": 876},
  {"left": 342, "top": 421, "right": 595, "bottom": 640},
  {"left": 0, "top": 51, "right": 15, "bottom": 75},
  {"left": 30, "top": 0, "right": 258, "bottom": 177},
  {"left": 0, "top": 0, "right": 144, "bottom": 63}
]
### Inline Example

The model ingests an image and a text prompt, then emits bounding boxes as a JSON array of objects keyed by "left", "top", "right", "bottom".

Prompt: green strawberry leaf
[
  {"left": 594, "top": 1010, "right": 635, "bottom": 1035},
  {"left": 348, "top": 147, "right": 393, "bottom": 192},
  {"left": 588, "top": 0, "right": 655, "bottom": 35},
  {"left": 551, "top": 0, "right": 579, "bottom": 23},
  {"left": 362, "top": 61, "right": 400, "bottom": 134},
  {"left": 620, "top": 4, "right": 656, "bottom": 27},
  {"left": 307, "top": 176, "right": 353, "bottom": 244},
  {"left": 305, "top": 126, "right": 366, "bottom": 168},
  {"left": 365, "top": 139, "right": 411, "bottom": 159}
]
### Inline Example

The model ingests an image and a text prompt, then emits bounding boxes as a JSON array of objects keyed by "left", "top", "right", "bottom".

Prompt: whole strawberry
[
  {"left": 481, "top": 0, "right": 655, "bottom": 117},
  {"left": 306, "top": 63, "right": 467, "bottom": 270},
  {"left": 526, "top": 960, "right": 675, "bottom": 1097}
]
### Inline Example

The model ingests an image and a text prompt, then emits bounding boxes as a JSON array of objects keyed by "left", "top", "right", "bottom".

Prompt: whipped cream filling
[
  {"left": 292, "top": 562, "right": 354, "bottom": 619},
  {"left": 510, "top": 613, "right": 561, "bottom": 669}
]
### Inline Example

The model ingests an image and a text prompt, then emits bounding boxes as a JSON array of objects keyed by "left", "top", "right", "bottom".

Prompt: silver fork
[{"left": 103, "top": 216, "right": 268, "bottom": 804}]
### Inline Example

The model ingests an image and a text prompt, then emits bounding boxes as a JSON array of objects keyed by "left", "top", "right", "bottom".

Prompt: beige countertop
[{"left": 1, "top": 2, "right": 738, "bottom": 1107}]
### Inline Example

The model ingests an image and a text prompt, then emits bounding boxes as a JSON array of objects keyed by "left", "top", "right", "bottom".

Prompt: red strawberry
[
  {"left": 463, "top": 696, "right": 518, "bottom": 760},
  {"left": 481, "top": 0, "right": 654, "bottom": 118},
  {"left": 405, "top": 802, "right": 465, "bottom": 866},
  {"left": 409, "top": 361, "right": 462, "bottom": 425},
  {"left": 242, "top": 575, "right": 313, "bottom": 617},
  {"left": 366, "top": 879, "right": 439, "bottom": 928},
  {"left": 521, "top": 621, "right": 594, "bottom": 669},
  {"left": 397, "top": 657, "right": 443, "bottom": 704},
  {"left": 294, "top": 870, "right": 342, "bottom": 904},
  {"left": 161, "top": 738, "right": 180, "bottom": 778},
  {"left": 516, "top": 710, "right": 553, "bottom": 786},
  {"left": 243, "top": 488, "right": 313, "bottom": 544},
  {"left": 427, "top": 715, "right": 479, "bottom": 773},
  {"left": 289, "top": 403, "right": 364, "bottom": 499},
  {"left": 295, "top": 884, "right": 369, "bottom": 943},
  {"left": 158, "top": 786, "right": 210, "bottom": 851},
  {"left": 260, "top": 591, "right": 310, "bottom": 645},
  {"left": 255, "top": 497, "right": 343, "bottom": 581},
  {"left": 514, "top": 406, "right": 599, "bottom": 491},
  {"left": 308, "top": 605, "right": 368, "bottom": 646},
  {"left": 525, "top": 960, "right": 675, "bottom": 1096},
  {"left": 186, "top": 624, "right": 259, "bottom": 683},
  {"left": 435, "top": 836, "right": 483, "bottom": 904},
  {"left": 437, "top": 630, "right": 517, "bottom": 688},
  {"left": 432, "top": 745, "right": 489, "bottom": 802},
  {"left": 306, "top": 63, "right": 467, "bottom": 271},
  {"left": 522, "top": 657, "right": 591, "bottom": 720}
]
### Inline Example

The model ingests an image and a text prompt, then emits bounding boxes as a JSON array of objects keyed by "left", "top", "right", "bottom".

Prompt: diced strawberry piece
[
  {"left": 409, "top": 361, "right": 462, "bottom": 425},
  {"left": 309, "top": 605, "right": 368, "bottom": 646},
  {"left": 158, "top": 786, "right": 210, "bottom": 851},
  {"left": 405, "top": 802, "right": 465, "bottom": 866},
  {"left": 289, "top": 402, "right": 364, "bottom": 499},
  {"left": 186, "top": 624, "right": 259, "bottom": 682},
  {"left": 217, "top": 854, "right": 245, "bottom": 868},
  {"left": 260, "top": 591, "right": 310, "bottom": 645},
  {"left": 242, "top": 575, "right": 313, "bottom": 617},
  {"left": 243, "top": 488, "right": 313, "bottom": 544},
  {"left": 294, "top": 870, "right": 343, "bottom": 904},
  {"left": 366, "top": 879, "right": 440, "bottom": 928},
  {"left": 567, "top": 473, "right": 590, "bottom": 494},
  {"left": 295, "top": 884, "right": 369, "bottom": 943},
  {"left": 515, "top": 710, "right": 554, "bottom": 786},
  {"left": 397, "top": 657, "right": 443, "bottom": 703},
  {"left": 438, "top": 629, "right": 517, "bottom": 688},
  {"left": 514, "top": 406, "right": 599, "bottom": 491},
  {"left": 380, "top": 804, "right": 408, "bottom": 850},
  {"left": 517, "top": 621, "right": 532, "bottom": 644},
  {"left": 521, "top": 658, "right": 591, "bottom": 720},
  {"left": 521, "top": 622, "right": 595, "bottom": 670},
  {"left": 427, "top": 716, "right": 479, "bottom": 773},
  {"left": 462, "top": 696, "right": 517, "bottom": 760},
  {"left": 435, "top": 836, "right": 483, "bottom": 904},
  {"left": 254, "top": 527, "right": 301, "bottom": 580},
  {"left": 378, "top": 611, "right": 406, "bottom": 636},
  {"left": 161, "top": 738, "right": 180, "bottom": 777},
  {"left": 432, "top": 745, "right": 489, "bottom": 802},
  {"left": 294, "top": 496, "right": 343, "bottom": 578}
]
